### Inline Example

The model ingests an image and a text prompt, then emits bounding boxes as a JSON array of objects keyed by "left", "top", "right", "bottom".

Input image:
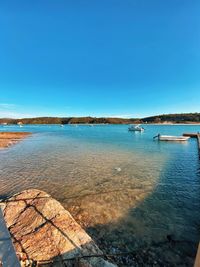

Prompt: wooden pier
[
  {"left": 183, "top": 133, "right": 200, "bottom": 157},
  {"left": 183, "top": 133, "right": 200, "bottom": 138},
  {"left": 183, "top": 134, "right": 200, "bottom": 266}
]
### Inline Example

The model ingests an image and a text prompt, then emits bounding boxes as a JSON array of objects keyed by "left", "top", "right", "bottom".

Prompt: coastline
[
  {"left": 1, "top": 113, "right": 200, "bottom": 125},
  {"left": 1, "top": 122, "right": 200, "bottom": 126},
  {"left": 1, "top": 189, "right": 116, "bottom": 267},
  {"left": 0, "top": 132, "right": 31, "bottom": 149},
  {"left": 0, "top": 126, "right": 199, "bottom": 266}
]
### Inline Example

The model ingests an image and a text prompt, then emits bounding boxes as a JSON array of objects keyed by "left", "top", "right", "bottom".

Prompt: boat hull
[
  {"left": 128, "top": 128, "right": 144, "bottom": 132},
  {"left": 158, "top": 135, "right": 190, "bottom": 141}
]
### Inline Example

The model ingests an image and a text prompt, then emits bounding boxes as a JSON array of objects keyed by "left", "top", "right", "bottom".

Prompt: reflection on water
[{"left": 0, "top": 124, "right": 200, "bottom": 265}]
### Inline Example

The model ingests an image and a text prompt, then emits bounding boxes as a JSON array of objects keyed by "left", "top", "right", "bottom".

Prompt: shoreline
[
  {"left": 0, "top": 129, "right": 199, "bottom": 266},
  {"left": 1, "top": 189, "right": 116, "bottom": 267},
  {"left": 1, "top": 122, "right": 200, "bottom": 125},
  {"left": 0, "top": 132, "right": 31, "bottom": 149}
]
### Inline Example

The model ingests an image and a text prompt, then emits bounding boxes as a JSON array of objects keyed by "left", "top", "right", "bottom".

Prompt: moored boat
[
  {"left": 128, "top": 124, "right": 144, "bottom": 132},
  {"left": 17, "top": 122, "right": 23, "bottom": 127},
  {"left": 153, "top": 134, "right": 190, "bottom": 141}
]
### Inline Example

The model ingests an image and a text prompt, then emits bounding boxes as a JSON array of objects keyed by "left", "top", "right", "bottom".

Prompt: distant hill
[
  {"left": 0, "top": 116, "right": 139, "bottom": 125},
  {"left": 0, "top": 113, "right": 200, "bottom": 124},
  {"left": 141, "top": 113, "right": 200, "bottom": 124}
]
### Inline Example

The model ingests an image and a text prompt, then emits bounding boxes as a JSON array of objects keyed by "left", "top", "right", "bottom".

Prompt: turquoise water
[{"left": 0, "top": 124, "right": 200, "bottom": 265}]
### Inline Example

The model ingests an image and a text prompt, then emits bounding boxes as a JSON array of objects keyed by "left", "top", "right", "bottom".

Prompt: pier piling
[{"left": 183, "top": 133, "right": 200, "bottom": 157}]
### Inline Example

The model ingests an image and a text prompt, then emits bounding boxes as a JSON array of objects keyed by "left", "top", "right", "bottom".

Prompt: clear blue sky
[{"left": 0, "top": 0, "right": 199, "bottom": 118}]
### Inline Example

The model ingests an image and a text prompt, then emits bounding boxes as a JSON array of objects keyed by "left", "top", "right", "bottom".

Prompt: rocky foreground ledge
[
  {"left": 2, "top": 189, "right": 116, "bottom": 267},
  {"left": 0, "top": 132, "right": 31, "bottom": 148}
]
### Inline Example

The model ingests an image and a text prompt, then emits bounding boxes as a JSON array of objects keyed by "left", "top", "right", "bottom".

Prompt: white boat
[
  {"left": 17, "top": 122, "right": 23, "bottom": 127},
  {"left": 128, "top": 124, "right": 144, "bottom": 132},
  {"left": 153, "top": 134, "right": 190, "bottom": 141}
]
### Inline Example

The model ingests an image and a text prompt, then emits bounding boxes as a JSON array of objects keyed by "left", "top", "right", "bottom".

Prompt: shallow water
[{"left": 0, "top": 124, "right": 200, "bottom": 265}]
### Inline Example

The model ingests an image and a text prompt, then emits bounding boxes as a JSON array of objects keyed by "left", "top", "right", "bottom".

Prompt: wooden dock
[
  {"left": 183, "top": 133, "right": 200, "bottom": 138},
  {"left": 183, "top": 133, "right": 200, "bottom": 157},
  {"left": 183, "top": 133, "right": 200, "bottom": 265}
]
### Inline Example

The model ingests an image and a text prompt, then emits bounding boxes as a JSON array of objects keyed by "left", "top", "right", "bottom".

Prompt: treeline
[
  {"left": 0, "top": 113, "right": 200, "bottom": 124},
  {"left": 0, "top": 116, "right": 139, "bottom": 125},
  {"left": 141, "top": 113, "right": 200, "bottom": 123}
]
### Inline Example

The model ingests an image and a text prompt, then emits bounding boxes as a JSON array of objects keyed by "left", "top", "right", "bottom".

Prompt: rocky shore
[
  {"left": 2, "top": 189, "right": 197, "bottom": 267},
  {"left": 2, "top": 189, "right": 116, "bottom": 267},
  {"left": 0, "top": 132, "right": 199, "bottom": 266},
  {"left": 0, "top": 132, "right": 31, "bottom": 148}
]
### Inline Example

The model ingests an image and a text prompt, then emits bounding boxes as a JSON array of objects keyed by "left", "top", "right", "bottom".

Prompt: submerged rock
[{"left": 3, "top": 189, "right": 116, "bottom": 267}]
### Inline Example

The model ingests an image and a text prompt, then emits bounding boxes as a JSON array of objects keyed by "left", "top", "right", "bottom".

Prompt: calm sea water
[{"left": 0, "top": 124, "right": 200, "bottom": 265}]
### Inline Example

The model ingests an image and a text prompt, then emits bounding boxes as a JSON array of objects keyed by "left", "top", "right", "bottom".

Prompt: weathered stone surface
[{"left": 3, "top": 189, "right": 116, "bottom": 267}]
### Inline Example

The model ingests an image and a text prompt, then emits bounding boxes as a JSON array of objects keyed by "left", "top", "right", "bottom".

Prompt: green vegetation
[
  {"left": 0, "top": 113, "right": 200, "bottom": 124},
  {"left": 0, "top": 116, "right": 139, "bottom": 124},
  {"left": 141, "top": 113, "right": 200, "bottom": 123}
]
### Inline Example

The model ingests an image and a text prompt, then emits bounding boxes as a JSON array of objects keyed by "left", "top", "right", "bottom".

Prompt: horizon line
[{"left": 0, "top": 112, "right": 200, "bottom": 120}]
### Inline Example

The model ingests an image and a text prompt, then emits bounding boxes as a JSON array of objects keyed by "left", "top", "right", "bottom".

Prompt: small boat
[
  {"left": 17, "top": 122, "right": 23, "bottom": 127},
  {"left": 153, "top": 134, "right": 190, "bottom": 141},
  {"left": 60, "top": 124, "right": 64, "bottom": 127},
  {"left": 128, "top": 124, "right": 144, "bottom": 132}
]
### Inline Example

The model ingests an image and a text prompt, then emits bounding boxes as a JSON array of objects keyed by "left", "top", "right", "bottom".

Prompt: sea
[{"left": 0, "top": 124, "right": 200, "bottom": 266}]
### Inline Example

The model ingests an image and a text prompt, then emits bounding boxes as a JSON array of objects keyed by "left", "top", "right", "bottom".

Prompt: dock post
[
  {"left": 197, "top": 134, "right": 200, "bottom": 158},
  {"left": 183, "top": 133, "right": 200, "bottom": 158}
]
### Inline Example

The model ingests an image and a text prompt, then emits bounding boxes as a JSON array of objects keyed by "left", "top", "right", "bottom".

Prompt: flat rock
[{"left": 3, "top": 189, "right": 116, "bottom": 267}]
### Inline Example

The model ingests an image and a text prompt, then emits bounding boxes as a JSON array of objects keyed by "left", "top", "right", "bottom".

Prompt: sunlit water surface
[{"left": 0, "top": 124, "right": 200, "bottom": 265}]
